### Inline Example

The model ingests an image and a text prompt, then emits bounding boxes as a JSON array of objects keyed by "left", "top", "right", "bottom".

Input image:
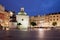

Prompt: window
[
  {"left": 53, "top": 16, "right": 55, "bottom": 17},
  {"left": 50, "top": 16, "right": 52, "bottom": 18},
  {"left": 57, "top": 19, "right": 58, "bottom": 21},
  {"left": 49, "top": 16, "right": 52, "bottom": 18},
  {"left": 50, "top": 19, "right": 52, "bottom": 21},
  {"left": 22, "top": 19, "right": 24, "bottom": 21},
  {"left": 57, "top": 16, "right": 58, "bottom": 17},
  {"left": 53, "top": 19, "right": 55, "bottom": 21}
]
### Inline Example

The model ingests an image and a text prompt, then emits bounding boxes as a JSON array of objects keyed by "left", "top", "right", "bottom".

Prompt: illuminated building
[
  {"left": 9, "top": 11, "right": 17, "bottom": 29},
  {"left": 16, "top": 8, "right": 30, "bottom": 30},
  {"left": 0, "top": 5, "right": 30, "bottom": 30},
  {"left": 0, "top": 5, "right": 10, "bottom": 29},
  {"left": 1, "top": 4, "right": 60, "bottom": 30},
  {"left": 30, "top": 12, "right": 60, "bottom": 27}
]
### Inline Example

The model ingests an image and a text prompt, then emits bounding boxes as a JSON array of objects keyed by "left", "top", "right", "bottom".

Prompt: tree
[
  {"left": 30, "top": 22, "right": 36, "bottom": 26},
  {"left": 52, "top": 22, "right": 57, "bottom": 26}
]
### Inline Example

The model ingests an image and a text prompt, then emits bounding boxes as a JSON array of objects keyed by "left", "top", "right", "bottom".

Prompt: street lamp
[{"left": 10, "top": 11, "right": 13, "bottom": 16}]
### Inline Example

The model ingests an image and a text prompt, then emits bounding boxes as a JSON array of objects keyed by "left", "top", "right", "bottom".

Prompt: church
[
  {"left": 16, "top": 8, "right": 30, "bottom": 31},
  {"left": 0, "top": 4, "right": 30, "bottom": 30}
]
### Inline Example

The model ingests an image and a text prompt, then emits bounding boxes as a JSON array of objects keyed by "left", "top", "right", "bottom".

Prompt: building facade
[
  {"left": 30, "top": 12, "right": 60, "bottom": 27},
  {"left": 16, "top": 8, "right": 30, "bottom": 30},
  {"left": 1, "top": 4, "right": 60, "bottom": 30},
  {"left": 9, "top": 11, "right": 17, "bottom": 29},
  {"left": 0, "top": 5, "right": 11, "bottom": 29}
]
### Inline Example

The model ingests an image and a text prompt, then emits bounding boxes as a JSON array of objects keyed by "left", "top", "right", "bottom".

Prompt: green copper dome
[
  {"left": 18, "top": 7, "right": 27, "bottom": 15},
  {"left": 18, "top": 11, "right": 27, "bottom": 15}
]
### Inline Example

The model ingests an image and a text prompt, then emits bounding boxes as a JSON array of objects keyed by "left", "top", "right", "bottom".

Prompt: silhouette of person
[{"left": 0, "top": 24, "right": 3, "bottom": 30}]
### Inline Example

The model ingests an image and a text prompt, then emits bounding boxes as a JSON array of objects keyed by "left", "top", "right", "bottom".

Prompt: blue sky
[{"left": 0, "top": 0, "right": 60, "bottom": 16}]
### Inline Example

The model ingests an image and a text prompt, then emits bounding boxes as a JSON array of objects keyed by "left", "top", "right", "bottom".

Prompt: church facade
[{"left": 16, "top": 8, "right": 30, "bottom": 30}]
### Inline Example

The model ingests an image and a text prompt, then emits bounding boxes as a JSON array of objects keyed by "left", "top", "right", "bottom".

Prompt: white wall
[{"left": 16, "top": 15, "right": 30, "bottom": 30}]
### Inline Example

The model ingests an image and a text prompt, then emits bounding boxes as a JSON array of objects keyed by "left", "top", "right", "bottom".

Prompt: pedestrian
[{"left": 0, "top": 24, "right": 3, "bottom": 30}]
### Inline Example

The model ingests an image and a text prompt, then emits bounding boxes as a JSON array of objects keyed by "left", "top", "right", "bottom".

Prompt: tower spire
[
  {"left": 18, "top": 7, "right": 27, "bottom": 15},
  {"left": 20, "top": 7, "right": 24, "bottom": 12}
]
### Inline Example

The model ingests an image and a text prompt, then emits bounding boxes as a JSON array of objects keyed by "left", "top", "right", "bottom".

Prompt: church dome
[
  {"left": 18, "top": 12, "right": 27, "bottom": 15},
  {"left": 18, "top": 7, "right": 27, "bottom": 15}
]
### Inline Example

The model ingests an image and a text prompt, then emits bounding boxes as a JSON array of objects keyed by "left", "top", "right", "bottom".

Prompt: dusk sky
[{"left": 0, "top": 0, "right": 60, "bottom": 16}]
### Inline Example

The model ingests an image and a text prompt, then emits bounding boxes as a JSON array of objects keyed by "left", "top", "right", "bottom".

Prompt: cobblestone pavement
[{"left": 0, "top": 29, "right": 60, "bottom": 40}]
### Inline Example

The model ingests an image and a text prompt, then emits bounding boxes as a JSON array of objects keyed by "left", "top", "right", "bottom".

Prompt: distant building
[{"left": 30, "top": 12, "right": 60, "bottom": 27}]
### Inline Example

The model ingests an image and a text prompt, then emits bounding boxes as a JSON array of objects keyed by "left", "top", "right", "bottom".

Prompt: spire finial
[{"left": 20, "top": 7, "right": 24, "bottom": 12}]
